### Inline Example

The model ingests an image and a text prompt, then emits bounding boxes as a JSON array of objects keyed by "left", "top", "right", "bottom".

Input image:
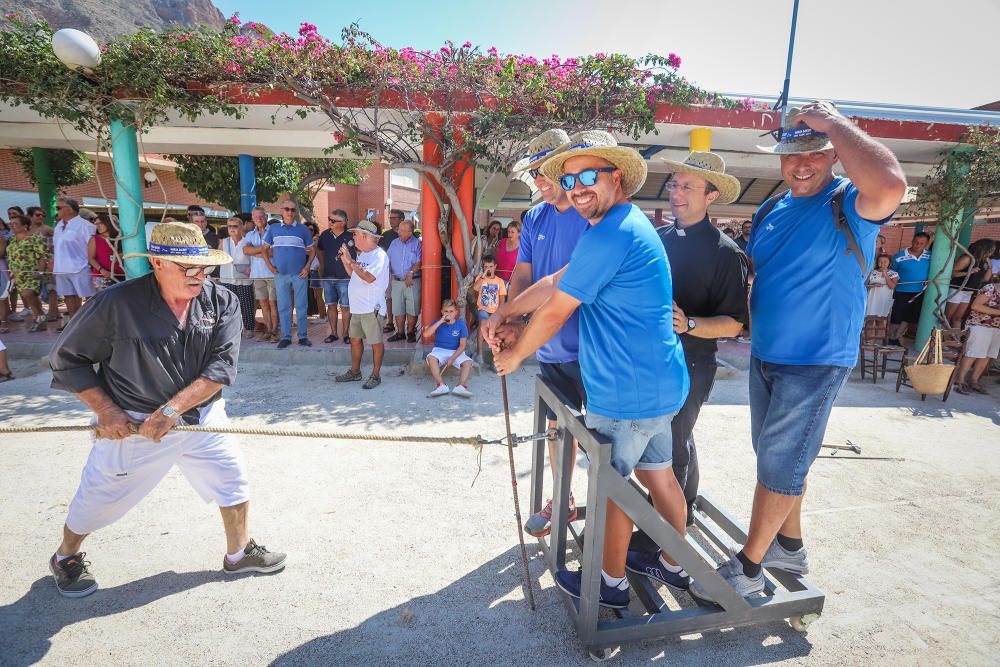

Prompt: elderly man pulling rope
[{"left": 46, "top": 221, "right": 286, "bottom": 598}]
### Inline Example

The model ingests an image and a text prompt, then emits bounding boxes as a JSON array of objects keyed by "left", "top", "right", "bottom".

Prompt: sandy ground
[{"left": 0, "top": 354, "right": 998, "bottom": 666}]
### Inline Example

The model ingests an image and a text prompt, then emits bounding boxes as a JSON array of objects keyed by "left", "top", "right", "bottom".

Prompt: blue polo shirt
[
  {"left": 434, "top": 319, "right": 468, "bottom": 351},
  {"left": 891, "top": 248, "right": 931, "bottom": 294},
  {"left": 558, "top": 203, "right": 688, "bottom": 420},
  {"left": 518, "top": 202, "right": 589, "bottom": 364},
  {"left": 747, "top": 176, "right": 891, "bottom": 367},
  {"left": 262, "top": 221, "right": 313, "bottom": 276}
]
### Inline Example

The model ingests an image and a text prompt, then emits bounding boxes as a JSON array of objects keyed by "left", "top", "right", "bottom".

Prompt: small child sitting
[
  {"left": 424, "top": 299, "right": 474, "bottom": 398},
  {"left": 473, "top": 255, "right": 507, "bottom": 368}
]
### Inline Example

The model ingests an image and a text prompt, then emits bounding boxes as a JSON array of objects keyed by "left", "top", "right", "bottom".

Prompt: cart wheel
[
  {"left": 588, "top": 646, "right": 619, "bottom": 662},
  {"left": 789, "top": 613, "right": 819, "bottom": 631}
]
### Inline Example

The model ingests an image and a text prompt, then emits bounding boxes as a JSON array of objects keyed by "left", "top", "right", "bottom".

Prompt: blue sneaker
[
  {"left": 625, "top": 550, "right": 690, "bottom": 591},
  {"left": 555, "top": 569, "right": 630, "bottom": 610}
]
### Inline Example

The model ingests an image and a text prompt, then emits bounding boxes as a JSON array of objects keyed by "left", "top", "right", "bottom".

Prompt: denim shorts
[
  {"left": 477, "top": 309, "right": 492, "bottom": 321},
  {"left": 309, "top": 270, "right": 323, "bottom": 290},
  {"left": 584, "top": 411, "right": 675, "bottom": 478},
  {"left": 322, "top": 279, "right": 350, "bottom": 308},
  {"left": 750, "top": 356, "right": 851, "bottom": 496}
]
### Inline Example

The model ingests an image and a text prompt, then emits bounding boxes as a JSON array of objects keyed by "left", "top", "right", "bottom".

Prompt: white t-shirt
[
  {"left": 53, "top": 216, "right": 96, "bottom": 273},
  {"left": 219, "top": 236, "right": 251, "bottom": 284},
  {"left": 348, "top": 247, "right": 390, "bottom": 315},
  {"left": 239, "top": 228, "right": 274, "bottom": 280}
]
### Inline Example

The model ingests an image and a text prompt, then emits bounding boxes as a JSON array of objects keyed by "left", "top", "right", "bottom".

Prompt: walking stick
[{"left": 501, "top": 373, "right": 537, "bottom": 611}]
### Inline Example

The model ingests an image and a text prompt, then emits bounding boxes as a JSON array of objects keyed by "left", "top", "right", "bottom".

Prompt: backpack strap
[
  {"left": 750, "top": 193, "right": 784, "bottom": 237},
  {"left": 830, "top": 180, "right": 869, "bottom": 275}
]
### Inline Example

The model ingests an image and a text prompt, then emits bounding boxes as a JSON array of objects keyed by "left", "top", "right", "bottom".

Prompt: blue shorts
[
  {"left": 585, "top": 411, "right": 675, "bottom": 478},
  {"left": 538, "top": 360, "right": 586, "bottom": 420},
  {"left": 477, "top": 309, "right": 492, "bottom": 321},
  {"left": 322, "top": 279, "right": 350, "bottom": 308},
  {"left": 750, "top": 356, "right": 851, "bottom": 496},
  {"left": 308, "top": 270, "right": 323, "bottom": 290}
]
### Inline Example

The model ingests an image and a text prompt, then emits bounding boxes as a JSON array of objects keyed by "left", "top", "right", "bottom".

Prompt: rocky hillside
[{"left": 1, "top": 0, "right": 225, "bottom": 40}]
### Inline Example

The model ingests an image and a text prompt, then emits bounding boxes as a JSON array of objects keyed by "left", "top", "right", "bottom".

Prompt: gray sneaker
[
  {"left": 524, "top": 494, "right": 577, "bottom": 538},
  {"left": 362, "top": 375, "right": 382, "bottom": 390},
  {"left": 689, "top": 553, "right": 764, "bottom": 604},
  {"left": 49, "top": 552, "right": 99, "bottom": 598},
  {"left": 222, "top": 539, "right": 287, "bottom": 575},
  {"left": 335, "top": 369, "right": 363, "bottom": 382},
  {"left": 762, "top": 539, "right": 810, "bottom": 574}
]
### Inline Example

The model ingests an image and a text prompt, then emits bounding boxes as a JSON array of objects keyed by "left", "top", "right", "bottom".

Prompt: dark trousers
[{"left": 671, "top": 354, "right": 718, "bottom": 510}]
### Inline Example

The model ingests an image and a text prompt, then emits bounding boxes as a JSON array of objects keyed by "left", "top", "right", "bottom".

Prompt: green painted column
[
  {"left": 31, "top": 148, "right": 57, "bottom": 226},
  {"left": 957, "top": 208, "right": 975, "bottom": 249},
  {"left": 916, "top": 145, "right": 974, "bottom": 349},
  {"left": 110, "top": 119, "right": 149, "bottom": 278}
]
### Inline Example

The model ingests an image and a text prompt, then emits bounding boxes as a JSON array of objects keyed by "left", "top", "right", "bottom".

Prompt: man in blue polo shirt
[
  {"left": 690, "top": 102, "right": 907, "bottom": 603},
  {"left": 483, "top": 128, "right": 590, "bottom": 539},
  {"left": 262, "top": 199, "right": 315, "bottom": 349},
  {"left": 888, "top": 232, "right": 931, "bottom": 346},
  {"left": 495, "top": 131, "right": 690, "bottom": 610}
]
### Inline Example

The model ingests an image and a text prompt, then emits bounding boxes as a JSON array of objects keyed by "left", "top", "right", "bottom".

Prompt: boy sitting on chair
[{"left": 424, "top": 299, "right": 474, "bottom": 398}]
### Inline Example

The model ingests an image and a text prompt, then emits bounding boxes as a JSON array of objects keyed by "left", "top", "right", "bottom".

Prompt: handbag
[{"left": 903, "top": 329, "right": 954, "bottom": 395}]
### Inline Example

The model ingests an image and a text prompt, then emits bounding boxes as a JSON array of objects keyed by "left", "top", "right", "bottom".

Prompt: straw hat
[
  {"left": 539, "top": 130, "right": 648, "bottom": 198},
  {"left": 124, "top": 221, "right": 232, "bottom": 265},
  {"left": 349, "top": 219, "right": 382, "bottom": 237},
  {"left": 758, "top": 108, "right": 835, "bottom": 154},
  {"left": 512, "top": 129, "right": 572, "bottom": 173},
  {"left": 661, "top": 151, "right": 742, "bottom": 205}
]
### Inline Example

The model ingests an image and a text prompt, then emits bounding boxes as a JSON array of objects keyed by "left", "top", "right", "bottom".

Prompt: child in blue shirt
[{"left": 424, "top": 299, "right": 474, "bottom": 398}]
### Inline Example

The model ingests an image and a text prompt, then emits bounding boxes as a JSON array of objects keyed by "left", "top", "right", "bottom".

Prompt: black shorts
[
  {"left": 890, "top": 291, "right": 924, "bottom": 325},
  {"left": 538, "top": 360, "right": 587, "bottom": 421}
]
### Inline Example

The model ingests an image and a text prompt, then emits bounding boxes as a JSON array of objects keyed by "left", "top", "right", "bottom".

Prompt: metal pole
[
  {"left": 239, "top": 154, "right": 257, "bottom": 213},
  {"left": 778, "top": 0, "right": 801, "bottom": 127},
  {"left": 109, "top": 119, "right": 149, "bottom": 278},
  {"left": 31, "top": 148, "right": 58, "bottom": 226}
]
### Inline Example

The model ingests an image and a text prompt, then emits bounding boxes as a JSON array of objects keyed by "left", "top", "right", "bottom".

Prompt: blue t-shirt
[
  {"left": 262, "top": 222, "right": 314, "bottom": 276},
  {"left": 890, "top": 248, "right": 931, "bottom": 294},
  {"left": 434, "top": 319, "right": 469, "bottom": 351},
  {"left": 558, "top": 203, "right": 689, "bottom": 420},
  {"left": 518, "top": 202, "right": 590, "bottom": 364},
  {"left": 747, "top": 177, "right": 891, "bottom": 366}
]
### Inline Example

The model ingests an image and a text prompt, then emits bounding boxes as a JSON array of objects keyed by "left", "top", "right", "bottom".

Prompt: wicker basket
[{"left": 903, "top": 329, "right": 954, "bottom": 395}]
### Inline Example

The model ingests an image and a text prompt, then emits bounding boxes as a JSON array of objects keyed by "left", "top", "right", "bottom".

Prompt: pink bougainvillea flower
[
  {"left": 667, "top": 53, "right": 681, "bottom": 68},
  {"left": 228, "top": 14, "right": 241, "bottom": 25}
]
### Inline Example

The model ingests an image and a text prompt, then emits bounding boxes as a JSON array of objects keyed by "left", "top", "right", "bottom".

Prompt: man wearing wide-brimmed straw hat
[
  {"left": 689, "top": 101, "right": 907, "bottom": 604},
  {"left": 620, "top": 152, "right": 749, "bottom": 568},
  {"left": 494, "top": 130, "right": 691, "bottom": 610},
  {"left": 485, "top": 128, "right": 591, "bottom": 540},
  {"left": 46, "top": 222, "right": 287, "bottom": 598}
]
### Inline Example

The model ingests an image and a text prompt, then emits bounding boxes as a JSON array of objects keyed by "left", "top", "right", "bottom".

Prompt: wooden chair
[
  {"left": 859, "top": 316, "right": 906, "bottom": 383},
  {"left": 895, "top": 328, "right": 971, "bottom": 401}
]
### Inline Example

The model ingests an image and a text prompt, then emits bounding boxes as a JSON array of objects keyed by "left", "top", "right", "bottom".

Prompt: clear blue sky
[{"left": 214, "top": 0, "right": 997, "bottom": 109}]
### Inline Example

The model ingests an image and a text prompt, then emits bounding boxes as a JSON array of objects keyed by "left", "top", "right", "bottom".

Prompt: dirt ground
[{"left": 0, "top": 354, "right": 998, "bottom": 666}]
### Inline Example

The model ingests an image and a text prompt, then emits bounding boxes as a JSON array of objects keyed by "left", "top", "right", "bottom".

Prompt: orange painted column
[
  {"left": 421, "top": 114, "right": 444, "bottom": 336},
  {"left": 451, "top": 117, "right": 475, "bottom": 298}
]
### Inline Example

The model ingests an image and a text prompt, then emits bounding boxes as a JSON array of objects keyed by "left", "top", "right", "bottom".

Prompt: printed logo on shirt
[
  {"left": 766, "top": 223, "right": 774, "bottom": 232},
  {"left": 480, "top": 283, "right": 501, "bottom": 310},
  {"left": 537, "top": 234, "right": 545, "bottom": 241},
  {"left": 193, "top": 311, "right": 217, "bottom": 331}
]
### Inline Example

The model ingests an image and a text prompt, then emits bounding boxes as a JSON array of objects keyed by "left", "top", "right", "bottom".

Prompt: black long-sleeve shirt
[{"left": 49, "top": 273, "right": 241, "bottom": 424}]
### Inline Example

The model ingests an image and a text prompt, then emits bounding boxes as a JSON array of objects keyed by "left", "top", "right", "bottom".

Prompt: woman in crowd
[
  {"left": 865, "top": 254, "right": 899, "bottom": 318},
  {"left": 481, "top": 220, "right": 503, "bottom": 260},
  {"left": 0, "top": 226, "right": 10, "bottom": 333},
  {"left": 495, "top": 221, "right": 520, "bottom": 283},
  {"left": 304, "top": 221, "right": 324, "bottom": 319},
  {"left": 219, "top": 215, "right": 257, "bottom": 338},
  {"left": 954, "top": 276, "right": 1000, "bottom": 395},
  {"left": 946, "top": 239, "right": 994, "bottom": 328},
  {"left": 88, "top": 214, "right": 125, "bottom": 290},
  {"left": 29, "top": 214, "right": 59, "bottom": 322},
  {"left": 6, "top": 215, "right": 48, "bottom": 332}
]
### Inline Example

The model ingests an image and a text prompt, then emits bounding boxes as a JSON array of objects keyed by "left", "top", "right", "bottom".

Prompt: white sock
[
  {"left": 658, "top": 552, "right": 687, "bottom": 576},
  {"left": 601, "top": 570, "right": 628, "bottom": 590},
  {"left": 226, "top": 549, "right": 245, "bottom": 563},
  {"left": 56, "top": 552, "right": 73, "bottom": 562}
]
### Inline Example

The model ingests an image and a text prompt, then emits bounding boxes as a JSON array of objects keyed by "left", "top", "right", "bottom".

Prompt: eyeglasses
[
  {"left": 559, "top": 167, "right": 616, "bottom": 191},
  {"left": 328, "top": 218, "right": 346, "bottom": 224},
  {"left": 529, "top": 168, "right": 542, "bottom": 179},
  {"left": 665, "top": 182, "right": 707, "bottom": 194},
  {"left": 226, "top": 225, "right": 240, "bottom": 229},
  {"left": 166, "top": 261, "right": 216, "bottom": 276},
  {"left": 281, "top": 207, "right": 296, "bottom": 212}
]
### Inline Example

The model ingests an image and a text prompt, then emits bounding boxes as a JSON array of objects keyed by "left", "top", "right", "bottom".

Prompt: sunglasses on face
[
  {"left": 529, "top": 168, "right": 542, "bottom": 179},
  {"left": 227, "top": 225, "right": 240, "bottom": 229},
  {"left": 329, "top": 218, "right": 345, "bottom": 224},
  {"left": 281, "top": 207, "right": 296, "bottom": 212},
  {"left": 166, "top": 261, "right": 216, "bottom": 277},
  {"left": 559, "top": 167, "right": 616, "bottom": 191}
]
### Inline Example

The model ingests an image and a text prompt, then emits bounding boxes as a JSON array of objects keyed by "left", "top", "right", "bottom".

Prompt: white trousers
[{"left": 65, "top": 399, "right": 250, "bottom": 535}]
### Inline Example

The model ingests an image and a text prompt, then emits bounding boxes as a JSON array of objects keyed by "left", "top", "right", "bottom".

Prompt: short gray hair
[{"left": 59, "top": 197, "right": 80, "bottom": 213}]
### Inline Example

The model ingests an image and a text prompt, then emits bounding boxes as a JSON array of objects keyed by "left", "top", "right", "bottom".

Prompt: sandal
[
  {"left": 323, "top": 334, "right": 338, "bottom": 344},
  {"left": 0, "top": 372, "right": 14, "bottom": 383},
  {"left": 953, "top": 383, "right": 970, "bottom": 395},
  {"left": 969, "top": 383, "right": 989, "bottom": 395}
]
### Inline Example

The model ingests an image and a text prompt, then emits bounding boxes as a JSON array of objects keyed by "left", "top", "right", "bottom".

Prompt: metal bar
[
  {"left": 736, "top": 177, "right": 757, "bottom": 205},
  {"left": 577, "top": 430, "right": 611, "bottom": 640},
  {"left": 778, "top": 0, "right": 801, "bottom": 128}
]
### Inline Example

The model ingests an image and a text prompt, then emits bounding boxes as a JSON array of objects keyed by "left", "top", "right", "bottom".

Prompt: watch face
[{"left": 688, "top": 318, "right": 696, "bottom": 330}]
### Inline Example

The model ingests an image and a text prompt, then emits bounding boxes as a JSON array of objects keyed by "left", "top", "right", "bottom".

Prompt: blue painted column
[
  {"left": 110, "top": 119, "right": 150, "bottom": 277},
  {"left": 239, "top": 154, "right": 257, "bottom": 213}
]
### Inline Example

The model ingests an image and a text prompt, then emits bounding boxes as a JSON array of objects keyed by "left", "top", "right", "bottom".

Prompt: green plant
[{"left": 12, "top": 148, "right": 94, "bottom": 188}]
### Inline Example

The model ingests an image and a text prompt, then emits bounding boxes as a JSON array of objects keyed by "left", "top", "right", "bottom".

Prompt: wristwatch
[
  {"left": 686, "top": 317, "right": 697, "bottom": 333},
  {"left": 161, "top": 404, "right": 181, "bottom": 423}
]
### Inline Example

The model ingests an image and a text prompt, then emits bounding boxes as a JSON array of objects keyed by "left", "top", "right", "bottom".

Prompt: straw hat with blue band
[
  {"left": 660, "top": 151, "right": 742, "bottom": 205},
  {"left": 758, "top": 107, "right": 836, "bottom": 154},
  {"left": 124, "top": 221, "right": 232, "bottom": 265},
  {"left": 349, "top": 219, "right": 382, "bottom": 237},
  {"left": 539, "top": 130, "right": 648, "bottom": 198},
  {"left": 512, "top": 129, "right": 571, "bottom": 173}
]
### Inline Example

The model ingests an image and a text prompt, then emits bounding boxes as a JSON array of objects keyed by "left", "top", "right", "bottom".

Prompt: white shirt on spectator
[
  {"left": 239, "top": 228, "right": 274, "bottom": 280},
  {"left": 219, "top": 236, "right": 251, "bottom": 285},
  {"left": 53, "top": 215, "right": 96, "bottom": 274},
  {"left": 348, "top": 247, "right": 389, "bottom": 315}
]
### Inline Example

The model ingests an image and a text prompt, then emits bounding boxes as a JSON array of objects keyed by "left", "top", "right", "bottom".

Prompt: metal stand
[{"left": 529, "top": 376, "right": 825, "bottom": 654}]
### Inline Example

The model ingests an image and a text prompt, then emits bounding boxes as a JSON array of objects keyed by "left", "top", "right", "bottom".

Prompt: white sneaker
[
  {"left": 428, "top": 384, "right": 450, "bottom": 398},
  {"left": 451, "top": 384, "right": 473, "bottom": 398}
]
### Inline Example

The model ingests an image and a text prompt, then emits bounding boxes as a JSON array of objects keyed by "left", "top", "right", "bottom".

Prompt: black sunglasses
[
  {"left": 528, "top": 168, "right": 542, "bottom": 179},
  {"left": 559, "top": 167, "right": 616, "bottom": 191},
  {"left": 281, "top": 207, "right": 296, "bottom": 212}
]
